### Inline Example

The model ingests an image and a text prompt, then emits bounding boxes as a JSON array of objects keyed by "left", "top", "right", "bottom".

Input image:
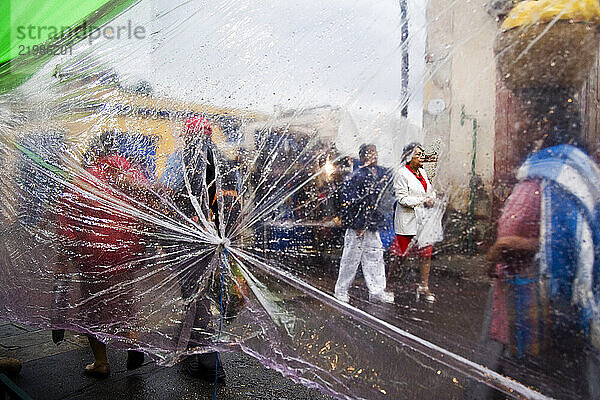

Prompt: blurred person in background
[
  {"left": 159, "top": 116, "right": 226, "bottom": 383},
  {"left": 390, "top": 142, "right": 437, "bottom": 303},
  {"left": 56, "top": 133, "right": 149, "bottom": 378},
  {"left": 483, "top": 87, "right": 600, "bottom": 398},
  {"left": 334, "top": 144, "right": 395, "bottom": 304}
]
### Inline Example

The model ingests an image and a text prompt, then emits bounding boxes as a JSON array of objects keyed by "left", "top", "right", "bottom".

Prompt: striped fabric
[{"left": 513, "top": 144, "right": 600, "bottom": 355}]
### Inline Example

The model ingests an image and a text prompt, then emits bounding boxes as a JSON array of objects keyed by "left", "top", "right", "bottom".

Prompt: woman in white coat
[{"left": 391, "top": 143, "right": 437, "bottom": 302}]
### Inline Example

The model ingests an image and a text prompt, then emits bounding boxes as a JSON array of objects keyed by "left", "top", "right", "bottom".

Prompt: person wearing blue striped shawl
[{"left": 485, "top": 87, "right": 600, "bottom": 398}]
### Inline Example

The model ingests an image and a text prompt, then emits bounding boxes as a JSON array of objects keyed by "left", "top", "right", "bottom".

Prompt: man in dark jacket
[{"left": 334, "top": 144, "right": 395, "bottom": 304}]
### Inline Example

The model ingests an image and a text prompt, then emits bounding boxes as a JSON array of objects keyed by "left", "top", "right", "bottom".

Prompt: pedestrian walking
[
  {"left": 56, "top": 133, "right": 149, "bottom": 378},
  {"left": 390, "top": 142, "right": 439, "bottom": 303},
  {"left": 159, "top": 116, "right": 226, "bottom": 382},
  {"left": 334, "top": 144, "right": 395, "bottom": 304},
  {"left": 483, "top": 87, "right": 600, "bottom": 398}
]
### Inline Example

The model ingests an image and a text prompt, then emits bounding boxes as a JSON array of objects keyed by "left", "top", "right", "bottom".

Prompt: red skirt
[{"left": 390, "top": 235, "right": 433, "bottom": 258}]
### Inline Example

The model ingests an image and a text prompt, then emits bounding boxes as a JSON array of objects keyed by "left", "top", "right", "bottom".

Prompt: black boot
[
  {"left": 52, "top": 329, "right": 65, "bottom": 344},
  {"left": 126, "top": 350, "right": 145, "bottom": 370},
  {"left": 184, "top": 352, "right": 226, "bottom": 383}
]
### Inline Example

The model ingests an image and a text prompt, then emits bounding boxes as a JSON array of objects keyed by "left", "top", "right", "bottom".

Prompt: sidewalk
[
  {"left": 432, "top": 252, "right": 490, "bottom": 283},
  {"left": 0, "top": 321, "right": 331, "bottom": 400},
  {"left": 0, "top": 253, "right": 490, "bottom": 400},
  {"left": 388, "top": 251, "right": 490, "bottom": 284}
]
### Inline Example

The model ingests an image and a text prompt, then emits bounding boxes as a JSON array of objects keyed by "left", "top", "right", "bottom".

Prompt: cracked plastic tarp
[{"left": 1, "top": 0, "right": 600, "bottom": 399}]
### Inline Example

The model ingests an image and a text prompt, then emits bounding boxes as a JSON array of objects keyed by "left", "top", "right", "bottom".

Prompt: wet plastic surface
[{"left": 2, "top": 1, "right": 600, "bottom": 399}]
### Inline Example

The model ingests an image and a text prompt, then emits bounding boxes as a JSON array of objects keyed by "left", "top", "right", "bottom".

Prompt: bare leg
[
  {"left": 419, "top": 256, "right": 431, "bottom": 288},
  {"left": 84, "top": 335, "right": 110, "bottom": 378},
  {"left": 416, "top": 256, "right": 435, "bottom": 302}
]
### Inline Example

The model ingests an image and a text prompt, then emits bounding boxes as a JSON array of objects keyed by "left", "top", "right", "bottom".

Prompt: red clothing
[
  {"left": 406, "top": 164, "right": 427, "bottom": 192},
  {"left": 497, "top": 180, "right": 541, "bottom": 240},
  {"left": 390, "top": 234, "right": 433, "bottom": 258},
  {"left": 57, "top": 155, "right": 150, "bottom": 272},
  {"left": 391, "top": 166, "right": 432, "bottom": 259},
  {"left": 490, "top": 179, "right": 541, "bottom": 345}
]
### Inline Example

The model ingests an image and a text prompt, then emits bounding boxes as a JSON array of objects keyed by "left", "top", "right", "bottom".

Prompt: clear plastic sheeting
[{"left": 1, "top": 0, "right": 600, "bottom": 399}]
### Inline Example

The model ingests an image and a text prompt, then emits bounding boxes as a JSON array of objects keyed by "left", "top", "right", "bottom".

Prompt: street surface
[
  {"left": 0, "top": 323, "right": 332, "bottom": 400},
  {"left": 5, "top": 253, "right": 577, "bottom": 399}
]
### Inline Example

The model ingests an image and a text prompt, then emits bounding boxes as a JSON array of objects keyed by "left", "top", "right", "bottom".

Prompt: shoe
[
  {"left": 184, "top": 352, "right": 226, "bottom": 383},
  {"left": 369, "top": 291, "right": 394, "bottom": 304},
  {"left": 84, "top": 362, "right": 110, "bottom": 379},
  {"left": 416, "top": 285, "right": 436, "bottom": 303},
  {"left": 126, "top": 350, "right": 145, "bottom": 370},
  {"left": 52, "top": 329, "right": 65, "bottom": 344},
  {"left": 334, "top": 291, "right": 349, "bottom": 303},
  {"left": 0, "top": 357, "right": 22, "bottom": 375}
]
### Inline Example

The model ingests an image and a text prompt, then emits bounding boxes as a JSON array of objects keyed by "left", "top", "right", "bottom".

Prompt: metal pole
[{"left": 400, "top": 0, "right": 409, "bottom": 118}]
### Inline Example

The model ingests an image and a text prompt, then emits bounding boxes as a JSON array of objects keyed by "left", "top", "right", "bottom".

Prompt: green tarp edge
[
  {"left": 0, "top": 0, "right": 109, "bottom": 64},
  {"left": 0, "top": 0, "right": 140, "bottom": 94}
]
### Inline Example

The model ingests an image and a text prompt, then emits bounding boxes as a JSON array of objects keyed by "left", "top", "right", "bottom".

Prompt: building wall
[{"left": 423, "top": 0, "right": 496, "bottom": 215}]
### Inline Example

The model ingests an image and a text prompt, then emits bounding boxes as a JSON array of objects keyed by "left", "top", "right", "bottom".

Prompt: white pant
[{"left": 335, "top": 229, "right": 387, "bottom": 296}]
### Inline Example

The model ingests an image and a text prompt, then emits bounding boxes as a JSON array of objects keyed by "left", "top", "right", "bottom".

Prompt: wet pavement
[
  {"left": 0, "top": 323, "right": 333, "bottom": 400},
  {"left": 294, "top": 252, "right": 492, "bottom": 359},
  {"left": 0, "top": 253, "right": 494, "bottom": 400}
]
